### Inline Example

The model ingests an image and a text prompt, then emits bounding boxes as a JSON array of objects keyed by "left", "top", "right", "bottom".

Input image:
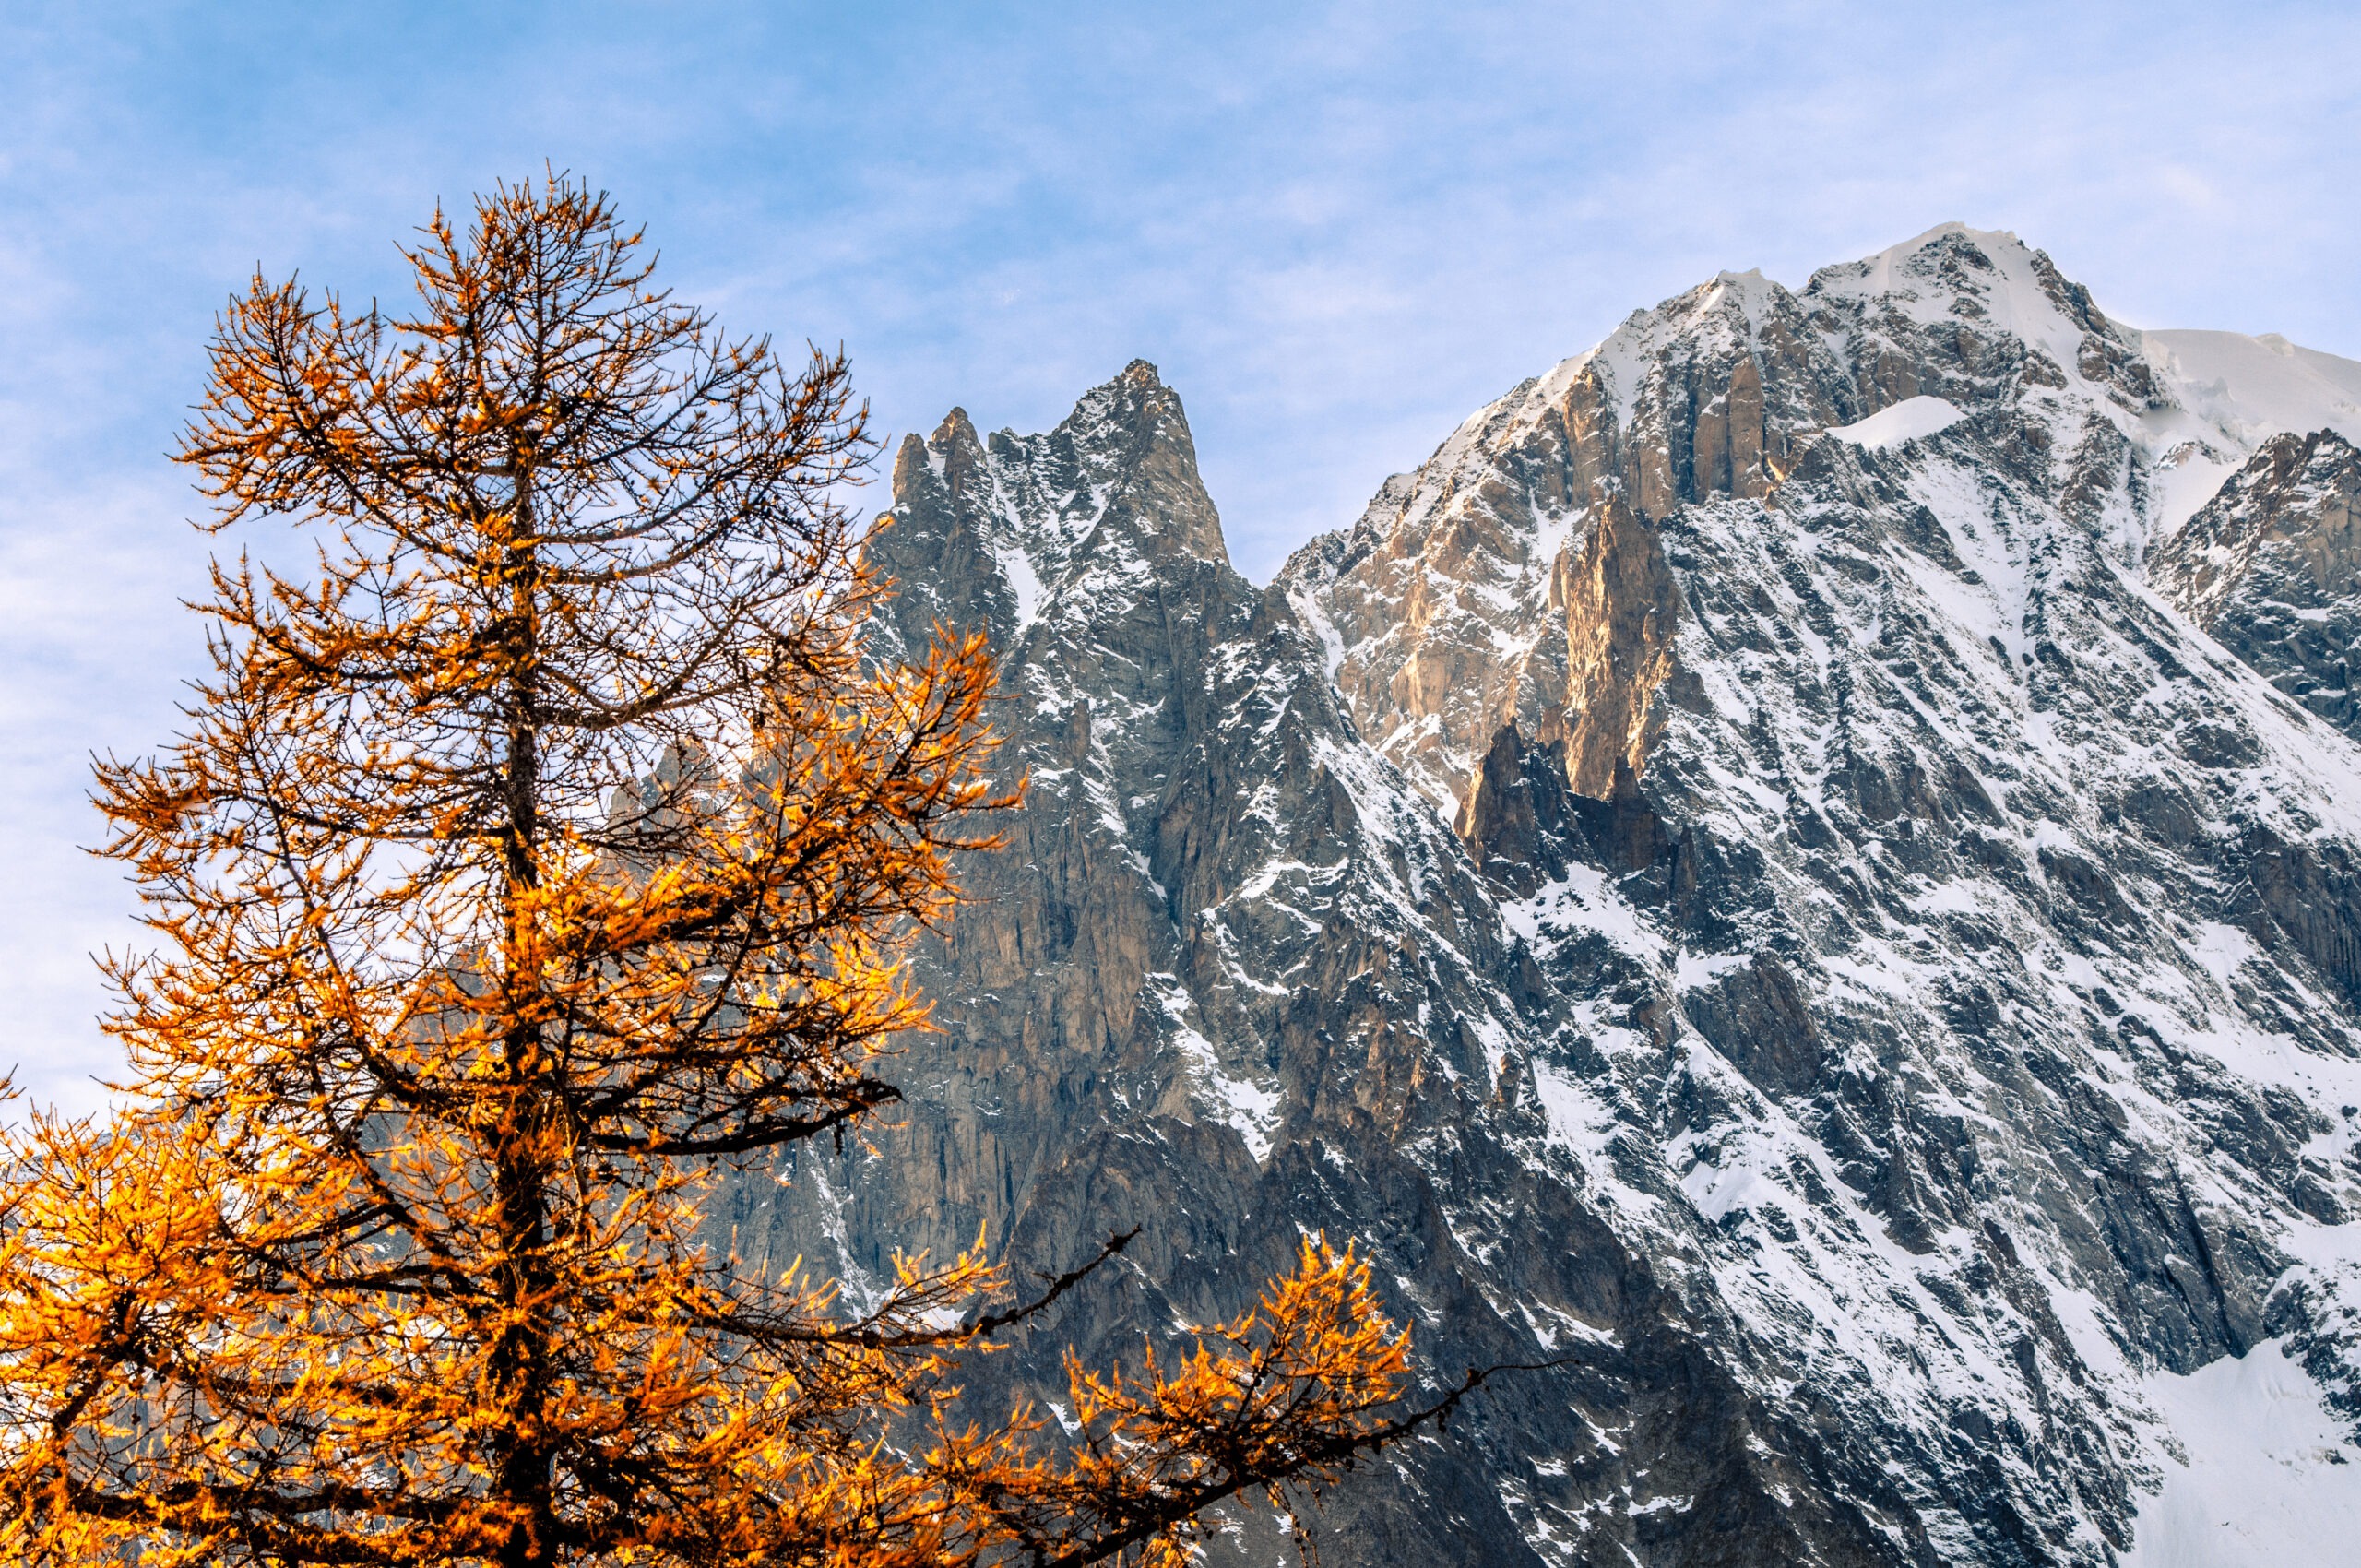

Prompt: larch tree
[{"left": 0, "top": 176, "right": 1465, "bottom": 1568}]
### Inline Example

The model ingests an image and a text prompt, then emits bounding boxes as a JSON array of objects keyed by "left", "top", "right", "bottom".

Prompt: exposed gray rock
[
  {"left": 725, "top": 231, "right": 2361, "bottom": 1566},
  {"left": 2153, "top": 429, "right": 2361, "bottom": 740}
]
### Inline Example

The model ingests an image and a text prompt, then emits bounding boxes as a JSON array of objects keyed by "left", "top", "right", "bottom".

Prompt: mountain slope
[
  {"left": 742, "top": 229, "right": 2361, "bottom": 1567},
  {"left": 2153, "top": 428, "right": 2361, "bottom": 742}
]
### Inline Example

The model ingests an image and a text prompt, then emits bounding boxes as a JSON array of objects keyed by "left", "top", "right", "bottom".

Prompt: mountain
[{"left": 733, "top": 225, "right": 2361, "bottom": 1566}]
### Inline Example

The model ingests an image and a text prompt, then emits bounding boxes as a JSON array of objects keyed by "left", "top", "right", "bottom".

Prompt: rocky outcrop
[
  {"left": 1455, "top": 723, "right": 1579, "bottom": 897},
  {"left": 1558, "top": 494, "right": 1687, "bottom": 796},
  {"left": 2152, "top": 428, "right": 2361, "bottom": 738}
]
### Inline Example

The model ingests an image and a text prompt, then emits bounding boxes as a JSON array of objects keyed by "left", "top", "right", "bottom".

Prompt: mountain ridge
[{"left": 733, "top": 223, "right": 2361, "bottom": 1567}]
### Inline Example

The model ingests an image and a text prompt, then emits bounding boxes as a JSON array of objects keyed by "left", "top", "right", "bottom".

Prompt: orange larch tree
[{"left": 0, "top": 176, "right": 1457, "bottom": 1568}]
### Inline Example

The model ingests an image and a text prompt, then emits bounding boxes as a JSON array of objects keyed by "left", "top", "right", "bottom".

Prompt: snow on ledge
[
  {"left": 1826, "top": 396, "right": 1965, "bottom": 452},
  {"left": 2125, "top": 1339, "right": 2361, "bottom": 1567}
]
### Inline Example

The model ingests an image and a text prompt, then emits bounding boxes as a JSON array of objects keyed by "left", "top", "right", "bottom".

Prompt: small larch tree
[{"left": 0, "top": 176, "right": 1452, "bottom": 1568}]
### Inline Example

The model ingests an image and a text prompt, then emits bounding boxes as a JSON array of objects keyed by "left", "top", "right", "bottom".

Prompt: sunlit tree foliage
[{"left": 0, "top": 175, "right": 1441, "bottom": 1568}]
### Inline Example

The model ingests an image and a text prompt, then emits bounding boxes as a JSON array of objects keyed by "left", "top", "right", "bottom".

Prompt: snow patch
[
  {"left": 1828, "top": 396, "right": 1966, "bottom": 452},
  {"left": 995, "top": 544, "right": 1045, "bottom": 636},
  {"left": 1150, "top": 974, "right": 1283, "bottom": 1163},
  {"left": 1530, "top": 1062, "right": 1619, "bottom": 1160},
  {"left": 2126, "top": 1340, "right": 2361, "bottom": 1568},
  {"left": 2187, "top": 921, "right": 2257, "bottom": 993},
  {"left": 2139, "top": 329, "right": 2361, "bottom": 454}
]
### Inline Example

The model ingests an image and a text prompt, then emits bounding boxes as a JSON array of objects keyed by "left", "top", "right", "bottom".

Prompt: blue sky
[{"left": 2, "top": 0, "right": 2355, "bottom": 1108}]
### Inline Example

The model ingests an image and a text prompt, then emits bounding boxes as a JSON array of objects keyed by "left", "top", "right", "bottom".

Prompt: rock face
[
  {"left": 730, "top": 230, "right": 2361, "bottom": 1566},
  {"left": 1279, "top": 229, "right": 2183, "bottom": 820},
  {"left": 2153, "top": 429, "right": 2361, "bottom": 740}
]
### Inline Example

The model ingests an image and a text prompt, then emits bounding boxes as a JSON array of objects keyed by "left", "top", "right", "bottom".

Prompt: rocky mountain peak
[
  {"left": 924, "top": 402, "right": 982, "bottom": 457},
  {"left": 875, "top": 362, "right": 1229, "bottom": 663},
  {"left": 775, "top": 228, "right": 2361, "bottom": 1568},
  {"left": 1799, "top": 220, "right": 2162, "bottom": 423},
  {"left": 1277, "top": 226, "right": 2361, "bottom": 819}
]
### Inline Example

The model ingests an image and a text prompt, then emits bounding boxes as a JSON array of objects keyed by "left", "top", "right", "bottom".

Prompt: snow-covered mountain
[{"left": 734, "top": 224, "right": 2361, "bottom": 1566}]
